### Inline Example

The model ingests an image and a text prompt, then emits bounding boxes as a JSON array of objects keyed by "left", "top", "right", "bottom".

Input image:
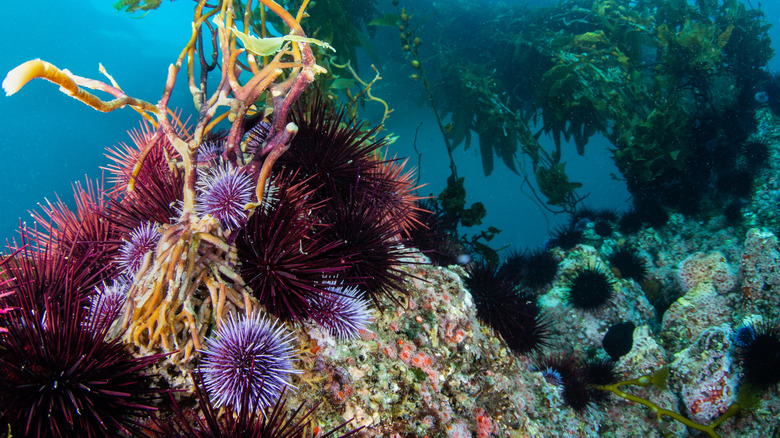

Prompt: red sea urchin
[
  {"left": 200, "top": 312, "right": 299, "bottom": 412},
  {"left": 0, "top": 231, "right": 161, "bottom": 437},
  {"left": 29, "top": 178, "right": 121, "bottom": 282},
  {"left": 104, "top": 123, "right": 184, "bottom": 233}
]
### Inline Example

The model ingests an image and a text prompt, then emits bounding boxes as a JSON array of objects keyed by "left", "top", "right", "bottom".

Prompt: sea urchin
[
  {"left": 200, "top": 312, "right": 299, "bottom": 412},
  {"left": 117, "top": 221, "right": 161, "bottom": 276},
  {"left": 735, "top": 320, "right": 780, "bottom": 389},
  {"left": 564, "top": 264, "right": 617, "bottom": 311},
  {"left": 464, "top": 260, "right": 549, "bottom": 354},
  {"left": 196, "top": 161, "right": 254, "bottom": 230}
]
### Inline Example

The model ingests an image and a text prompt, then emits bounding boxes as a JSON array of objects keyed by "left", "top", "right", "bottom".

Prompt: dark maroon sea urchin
[
  {"left": 200, "top": 312, "right": 298, "bottom": 413},
  {"left": 533, "top": 354, "right": 618, "bottom": 413},
  {"left": 546, "top": 223, "right": 583, "bottom": 251},
  {"left": 235, "top": 173, "right": 350, "bottom": 322},
  {"left": 607, "top": 245, "right": 649, "bottom": 283},
  {"left": 322, "top": 185, "right": 418, "bottom": 308},
  {"left": 0, "top": 231, "right": 160, "bottom": 437},
  {"left": 504, "top": 247, "right": 559, "bottom": 290},
  {"left": 533, "top": 354, "right": 591, "bottom": 413},
  {"left": 735, "top": 320, "right": 780, "bottom": 389},
  {"left": 563, "top": 264, "right": 617, "bottom": 311},
  {"left": 464, "top": 260, "right": 549, "bottom": 354},
  {"left": 277, "top": 96, "right": 423, "bottom": 240},
  {"left": 405, "top": 199, "right": 463, "bottom": 266},
  {"left": 276, "top": 96, "right": 387, "bottom": 203}
]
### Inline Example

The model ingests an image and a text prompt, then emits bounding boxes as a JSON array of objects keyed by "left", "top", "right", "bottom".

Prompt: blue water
[
  {"left": 2, "top": 0, "right": 780, "bottom": 251},
  {"left": 0, "top": 0, "right": 193, "bottom": 242}
]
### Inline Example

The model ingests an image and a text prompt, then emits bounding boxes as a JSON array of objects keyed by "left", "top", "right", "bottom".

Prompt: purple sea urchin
[
  {"left": 311, "top": 282, "right": 374, "bottom": 339},
  {"left": 88, "top": 278, "right": 130, "bottom": 329},
  {"left": 196, "top": 161, "right": 254, "bottom": 230},
  {"left": 200, "top": 312, "right": 298, "bottom": 412},
  {"left": 117, "top": 221, "right": 161, "bottom": 276},
  {"left": 197, "top": 140, "right": 225, "bottom": 164}
]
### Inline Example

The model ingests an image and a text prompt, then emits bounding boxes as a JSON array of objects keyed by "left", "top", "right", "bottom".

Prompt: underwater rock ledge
[{"left": 216, "top": 241, "right": 779, "bottom": 437}]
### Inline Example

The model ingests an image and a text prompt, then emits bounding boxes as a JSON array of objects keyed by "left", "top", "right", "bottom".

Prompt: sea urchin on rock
[
  {"left": 735, "top": 320, "right": 780, "bottom": 389},
  {"left": 564, "top": 264, "right": 617, "bottom": 311},
  {"left": 464, "top": 260, "right": 549, "bottom": 354},
  {"left": 311, "top": 282, "right": 374, "bottom": 339},
  {"left": 235, "top": 175, "right": 348, "bottom": 322},
  {"left": 200, "top": 312, "right": 299, "bottom": 412},
  {"left": 607, "top": 245, "right": 649, "bottom": 283}
]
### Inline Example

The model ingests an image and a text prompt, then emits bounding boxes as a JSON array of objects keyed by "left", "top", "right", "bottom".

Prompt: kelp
[{"left": 415, "top": 0, "right": 772, "bottom": 210}]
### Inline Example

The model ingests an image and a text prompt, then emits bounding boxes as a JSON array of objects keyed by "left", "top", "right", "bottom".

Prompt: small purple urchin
[
  {"left": 196, "top": 161, "right": 254, "bottom": 230},
  {"left": 312, "top": 282, "right": 374, "bottom": 339},
  {"left": 117, "top": 221, "right": 160, "bottom": 276},
  {"left": 88, "top": 278, "right": 130, "bottom": 329},
  {"left": 197, "top": 140, "right": 225, "bottom": 164},
  {"left": 201, "top": 312, "right": 299, "bottom": 412}
]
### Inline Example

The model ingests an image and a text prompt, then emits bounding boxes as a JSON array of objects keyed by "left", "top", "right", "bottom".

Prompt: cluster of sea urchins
[
  {"left": 0, "top": 229, "right": 162, "bottom": 437},
  {"left": 0, "top": 96, "right": 420, "bottom": 433}
]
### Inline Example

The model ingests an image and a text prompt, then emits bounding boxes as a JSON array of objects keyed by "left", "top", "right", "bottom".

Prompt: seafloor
[{"left": 205, "top": 108, "right": 780, "bottom": 437}]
